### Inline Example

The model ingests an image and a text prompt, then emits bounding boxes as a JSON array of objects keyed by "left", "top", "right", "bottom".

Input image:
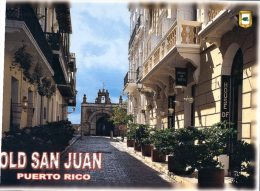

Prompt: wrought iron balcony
[
  {"left": 124, "top": 71, "right": 136, "bottom": 87},
  {"left": 45, "top": 32, "right": 70, "bottom": 66},
  {"left": 124, "top": 72, "right": 129, "bottom": 87},
  {"left": 6, "top": 4, "right": 53, "bottom": 66},
  {"left": 129, "top": 16, "right": 141, "bottom": 49}
]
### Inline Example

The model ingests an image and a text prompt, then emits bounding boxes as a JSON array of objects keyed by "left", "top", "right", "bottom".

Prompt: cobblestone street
[{"left": 31, "top": 136, "right": 174, "bottom": 188}]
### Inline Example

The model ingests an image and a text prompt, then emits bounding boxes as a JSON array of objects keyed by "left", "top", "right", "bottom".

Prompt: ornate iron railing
[
  {"left": 129, "top": 16, "right": 141, "bottom": 49},
  {"left": 6, "top": 5, "right": 53, "bottom": 66}
]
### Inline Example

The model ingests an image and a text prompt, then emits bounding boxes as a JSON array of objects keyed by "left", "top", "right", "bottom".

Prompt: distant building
[
  {"left": 2, "top": 3, "right": 77, "bottom": 132},
  {"left": 125, "top": 3, "right": 257, "bottom": 143},
  {"left": 81, "top": 89, "right": 124, "bottom": 136}
]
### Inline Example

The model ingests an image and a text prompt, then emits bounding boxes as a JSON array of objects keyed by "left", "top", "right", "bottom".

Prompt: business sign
[
  {"left": 175, "top": 68, "right": 187, "bottom": 86},
  {"left": 221, "top": 75, "right": 231, "bottom": 122}
]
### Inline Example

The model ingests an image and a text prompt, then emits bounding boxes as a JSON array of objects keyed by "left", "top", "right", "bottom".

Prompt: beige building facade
[
  {"left": 124, "top": 3, "right": 257, "bottom": 143},
  {"left": 2, "top": 3, "right": 77, "bottom": 133}
]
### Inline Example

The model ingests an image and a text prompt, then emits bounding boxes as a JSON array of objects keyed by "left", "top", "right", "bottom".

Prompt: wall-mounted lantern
[
  {"left": 168, "top": 108, "right": 174, "bottom": 115},
  {"left": 22, "top": 96, "right": 28, "bottom": 111},
  {"left": 183, "top": 96, "right": 194, "bottom": 104}
]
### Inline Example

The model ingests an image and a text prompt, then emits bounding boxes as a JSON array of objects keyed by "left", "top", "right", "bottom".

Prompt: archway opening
[
  {"left": 230, "top": 48, "right": 243, "bottom": 140},
  {"left": 96, "top": 114, "right": 114, "bottom": 136}
]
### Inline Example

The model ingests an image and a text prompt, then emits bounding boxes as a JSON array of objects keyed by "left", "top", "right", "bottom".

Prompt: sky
[{"left": 69, "top": 3, "right": 130, "bottom": 124}]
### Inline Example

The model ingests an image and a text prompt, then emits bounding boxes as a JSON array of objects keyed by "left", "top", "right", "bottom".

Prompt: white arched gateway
[{"left": 80, "top": 89, "right": 123, "bottom": 136}]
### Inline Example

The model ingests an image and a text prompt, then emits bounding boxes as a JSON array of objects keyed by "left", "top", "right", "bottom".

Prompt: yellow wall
[{"left": 2, "top": 51, "right": 67, "bottom": 133}]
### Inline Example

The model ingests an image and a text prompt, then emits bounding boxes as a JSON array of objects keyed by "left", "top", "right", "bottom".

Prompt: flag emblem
[{"left": 239, "top": 11, "right": 252, "bottom": 28}]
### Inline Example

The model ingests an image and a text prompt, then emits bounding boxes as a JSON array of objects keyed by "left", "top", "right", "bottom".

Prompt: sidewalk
[{"left": 116, "top": 138, "right": 234, "bottom": 189}]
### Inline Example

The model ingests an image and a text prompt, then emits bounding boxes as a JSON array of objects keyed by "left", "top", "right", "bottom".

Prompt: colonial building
[
  {"left": 81, "top": 89, "right": 123, "bottom": 136},
  {"left": 2, "top": 3, "right": 77, "bottom": 132},
  {"left": 124, "top": 3, "right": 257, "bottom": 143}
]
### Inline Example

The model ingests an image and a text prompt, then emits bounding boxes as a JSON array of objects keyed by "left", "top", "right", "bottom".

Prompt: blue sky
[{"left": 69, "top": 3, "right": 130, "bottom": 124}]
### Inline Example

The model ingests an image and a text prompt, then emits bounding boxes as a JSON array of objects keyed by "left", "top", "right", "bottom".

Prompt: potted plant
[
  {"left": 126, "top": 123, "right": 138, "bottom": 147},
  {"left": 110, "top": 105, "right": 133, "bottom": 141},
  {"left": 168, "top": 126, "right": 204, "bottom": 175},
  {"left": 141, "top": 137, "right": 153, "bottom": 157},
  {"left": 134, "top": 124, "right": 149, "bottom": 152},
  {"left": 150, "top": 128, "right": 172, "bottom": 163},
  {"left": 196, "top": 122, "right": 237, "bottom": 188},
  {"left": 232, "top": 140, "right": 255, "bottom": 188}
]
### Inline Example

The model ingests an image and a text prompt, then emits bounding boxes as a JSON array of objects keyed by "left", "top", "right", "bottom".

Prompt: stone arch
[
  {"left": 87, "top": 110, "right": 113, "bottom": 135},
  {"left": 221, "top": 43, "right": 240, "bottom": 75},
  {"left": 88, "top": 110, "right": 112, "bottom": 123}
]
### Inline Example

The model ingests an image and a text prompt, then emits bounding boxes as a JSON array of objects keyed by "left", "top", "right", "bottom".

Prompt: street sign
[{"left": 175, "top": 68, "right": 187, "bottom": 86}]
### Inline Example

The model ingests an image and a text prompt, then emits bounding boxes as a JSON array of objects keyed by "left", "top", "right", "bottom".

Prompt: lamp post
[{"left": 168, "top": 95, "right": 175, "bottom": 129}]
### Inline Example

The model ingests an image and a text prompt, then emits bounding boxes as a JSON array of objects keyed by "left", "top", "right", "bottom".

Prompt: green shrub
[
  {"left": 2, "top": 120, "right": 75, "bottom": 153},
  {"left": 232, "top": 141, "right": 255, "bottom": 188},
  {"left": 134, "top": 124, "right": 150, "bottom": 146},
  {"left": 126, "top": 123, "right": 138, "bottom": 140},
  {"left": 150, "top": 128, "right": 176, "bottom": 155}
]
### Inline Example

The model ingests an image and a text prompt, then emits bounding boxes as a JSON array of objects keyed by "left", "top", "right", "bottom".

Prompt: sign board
[
  {"left": 175, "top": 68, "right": 187, "bottom": 86},
  {"left": 221, "top": 75, "right": 231, "bottom": 122}
]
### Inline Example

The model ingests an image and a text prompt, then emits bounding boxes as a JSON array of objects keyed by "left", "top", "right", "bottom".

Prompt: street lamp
[
  {"left": 22, "top": 96, "right": 28, "bottom": 111},
  {"left": 183, "top": 96, "right": 194, "bottom": 104},
  {"left": 168, "top": 108, "right": 174, "bottom": 115}
]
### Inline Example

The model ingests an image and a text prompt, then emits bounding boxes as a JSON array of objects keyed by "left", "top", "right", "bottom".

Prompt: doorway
[
  {"left": 27, "top": 90, "right": 34, "bottom": 127},
  {"left": 10, "top": 77, "right": 20, "bottom": 130},
  {"left": 229, "top": 48, "right": 243, "bottom": 173},
  {"left": 230, "top": 49, "right": 243, "bottom": 140},
  {"left": 96, "top": 114, "right": 114, "bottom": 136}
]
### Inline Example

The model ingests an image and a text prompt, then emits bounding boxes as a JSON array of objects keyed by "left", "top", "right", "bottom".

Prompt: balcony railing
[
  {"left": 208, "top": 9, "right": 224, "bottom": 23},
  {"left": 124, "top": 72, "right": 129, "bottom": 87},
  {"left": 124, "top": 72, "right": 136, "bottom": 87},
  {"left": 45, "top": 32, "right": 70, "bottom": 67},
  {"left": 129, "top": 16, "right": 141, "bottom": 49},
  {"left": 143, "top": 20, "right": 201, "bottom": 77},
  {"left": 6, "top": 5, "right": 53, "bottom": 66}
]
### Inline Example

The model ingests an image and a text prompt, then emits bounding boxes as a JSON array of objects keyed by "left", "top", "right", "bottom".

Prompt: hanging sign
[
  {"left": 221, "top": 75, "right": 231, "bottom": 122},
  {"left": 175, "top": 68, "right": 187, "bottom": 86}
]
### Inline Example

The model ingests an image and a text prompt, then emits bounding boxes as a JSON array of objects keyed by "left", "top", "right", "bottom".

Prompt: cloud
[
  {"left": 70, "top": 3, "right": 130, "bottom": 71},
  {"left": 68, "top": 113, "right": 81, "bottom": 124},
  {"left": 68, "top": 3, "right": 129, "bottom": 124}
]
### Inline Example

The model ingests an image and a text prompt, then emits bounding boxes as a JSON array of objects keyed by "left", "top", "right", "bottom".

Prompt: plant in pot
[
  {"left": 126, "top": 123, "right": 138, "bottom": 147},
  {"left": 150, "top": 128, "right": 173, "bottom": 163},
  {"left": 110, "top": 105, "right": 133, "bottom": 141},
  {"left": 140, "top": 135, "right": 153, "bottom": 157},
  {"left": 172, "top": 126, "right": 204, "bottom": 175},
  {"left": 232, "top": 141, "right": 255, "bottom": 188},
  {"left": 195, "top": 122, "right": 237, "bottom": 188},
  {"left": 134, "top": 124, "right": 149, "bottom": 152}
]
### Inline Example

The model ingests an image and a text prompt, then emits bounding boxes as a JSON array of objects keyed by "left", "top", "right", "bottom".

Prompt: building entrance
[{"left": 96, "top": 115, "right": 114, "bottom": 136}]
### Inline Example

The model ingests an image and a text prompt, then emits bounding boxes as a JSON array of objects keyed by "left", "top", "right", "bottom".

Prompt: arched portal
[
  {"left": 81, "top": 89, "right": 123, "bottom": 136},
  {"left": 95, "top": 113, "right": 114, "bottom": 136}
]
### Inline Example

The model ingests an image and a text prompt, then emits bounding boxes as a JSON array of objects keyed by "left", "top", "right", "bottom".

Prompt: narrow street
[{"left": 31, "top": 136, "right": 174, "bottom": 188}]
